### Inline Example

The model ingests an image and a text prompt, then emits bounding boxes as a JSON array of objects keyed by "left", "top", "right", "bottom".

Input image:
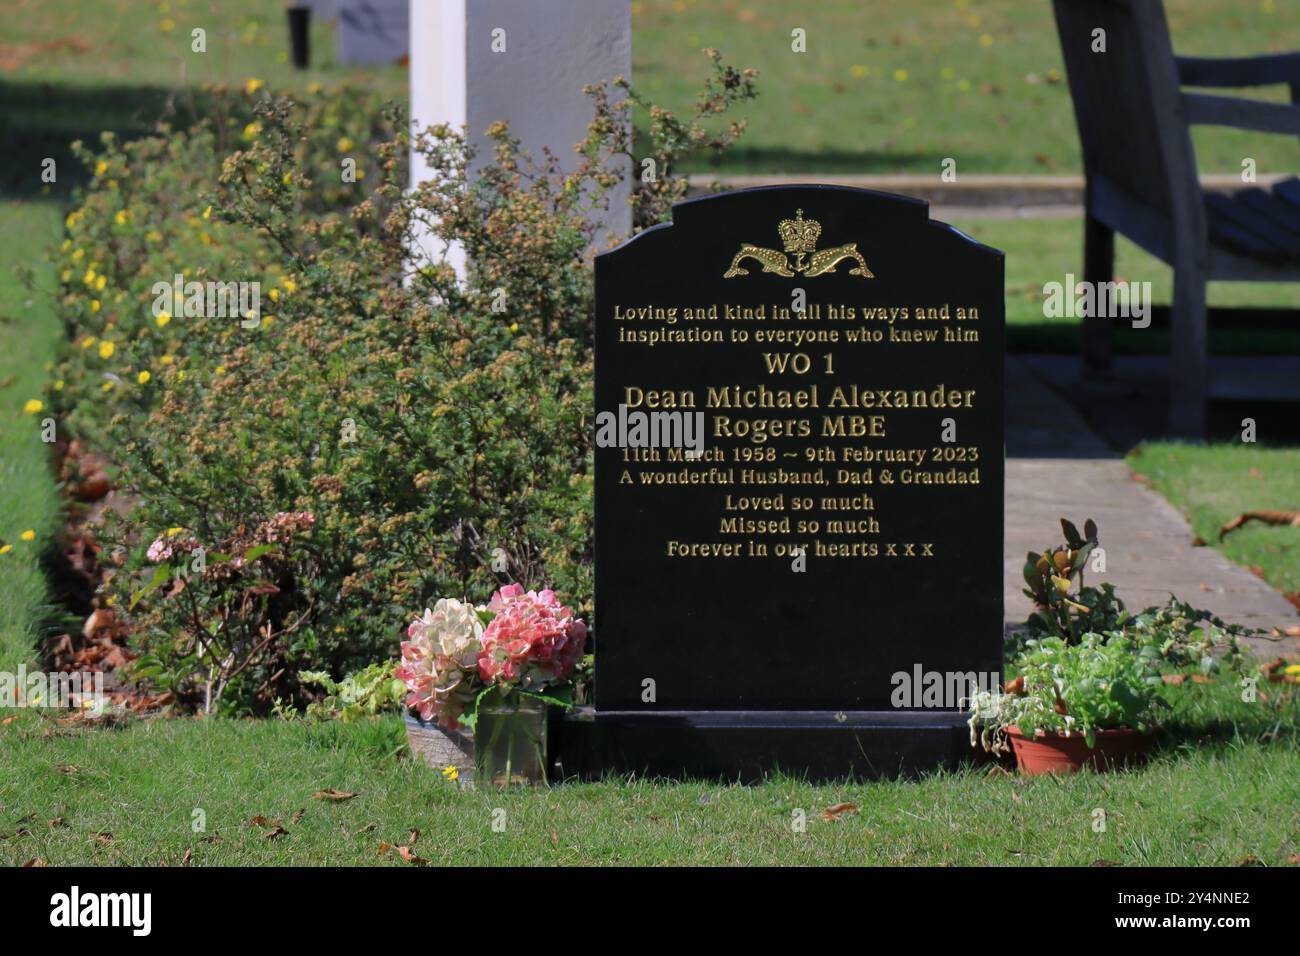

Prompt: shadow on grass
[
  {"left": 0, "top": 78, "right": 211, "bottom": 199},
  {"left": 628, "top": 133, "right": 951, "bottom": 176}
]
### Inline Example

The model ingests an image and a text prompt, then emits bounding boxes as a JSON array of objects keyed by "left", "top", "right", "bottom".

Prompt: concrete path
[{"left": 1004, "top": 356, "right": 1299, "bottom": 658}]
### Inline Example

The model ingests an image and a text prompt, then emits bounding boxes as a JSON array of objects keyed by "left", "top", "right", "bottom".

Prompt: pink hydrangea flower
[
  {"left": 477, "top": 584, "right": 587, "bottom": 691},
  {"left": 395, "top": 598, "right": 484, "bottom": 729}
]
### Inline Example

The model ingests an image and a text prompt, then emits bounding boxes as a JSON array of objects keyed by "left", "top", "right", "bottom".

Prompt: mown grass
[
  {"left": 8, "top": 1, "right": 1298, "bottom": 178},
  {"left": 1, "top": 677, "right": 1296, "bottom": 866},
  {"left": 1, "top": 0, "right": 405, "bottom": 94},
  {"left": 0, "top": 201, "right": 64, "bottom": 671},
  {"left": 634, "top": 0, "right": 1300, "bottom": 175},
  {"left": 1131, "top": 443, "right": 1300, "bottom": 598}
]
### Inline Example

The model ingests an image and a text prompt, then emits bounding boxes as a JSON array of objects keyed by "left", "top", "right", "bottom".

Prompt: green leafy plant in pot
[{"left": 968, "top": 635, "right": 1166, "bottom": 774}]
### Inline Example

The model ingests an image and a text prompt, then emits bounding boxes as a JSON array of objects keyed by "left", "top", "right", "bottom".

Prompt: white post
[{"left": 409, "top": 0, "right": 632, "bottom": 273}]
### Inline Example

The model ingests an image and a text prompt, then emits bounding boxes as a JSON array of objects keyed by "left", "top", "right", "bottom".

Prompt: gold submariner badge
[{"left": 723, "top": 209, "right": 874, "bottom": 279}]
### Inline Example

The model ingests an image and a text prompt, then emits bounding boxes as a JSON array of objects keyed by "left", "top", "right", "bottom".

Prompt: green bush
[{"left": 46, "top": 56, "right": 757, "bottom": 714}]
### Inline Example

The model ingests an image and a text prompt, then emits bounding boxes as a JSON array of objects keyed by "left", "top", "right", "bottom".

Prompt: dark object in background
[
  {"left": 1051, "top": 0, "right": 1300, "bottom": 438},
  {"left": 288, "top": 5, "right": 311, "bottom": 69}
]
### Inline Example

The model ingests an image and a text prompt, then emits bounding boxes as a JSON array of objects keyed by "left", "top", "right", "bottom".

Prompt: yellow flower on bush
[
  {"left": 99, "top": 340, "right": 115, "bottom": 359},
  {"left": 337, "top": 136, "right": 354, "bottom": 153},
  {"left": 20, "top": 530, "right": 35, "bottom": 542},
  {"left": 94, "top": 161, "right": 108, "bottom": 177},
  {"left": 159, "top": 18, "right": 175, "bottom": 33},
  {"left": 83, "top": 268, "right": 96, "bottom": 286},
  {"left": 306, "top": 81, "right": 321, "bottom": 95},
  {"left": 244, "top": 78, "right": 264, "bottom": 95},
  {"left": 214, "top": 365, "right": 226, "bottom": 375},
  {"left": 156, "top": 310, "right": 171, "bottom": 327},
  {"left": 53, "top": 380, "right": 64, "bottom": 391},
  {"left": 95, "top": 274, "right": 106, "bottom": 291},
  {"left": 281, "top": 277, "right": 297, "bottom": 294},
  {"left": 101, "top": 381, "right": 115, "bottom": 392},
  {"left": 268, "top": 288, "right": 279, "bottom": 302},
  {"left": 137, "top": 370, "right": 151, "bottom": 385},
  {"left": 90, "top": 300, "right": 101, "bottom": 313},
  {"left": 160, "top": 354, "right": 174, "bottom": 365},
  {"left": 242, "top": 122, "right": 261, "bottom": 142},
  {"left": 81, "top": 336, "right": 96, "bottom": 349},
  {"left": 0, "top": 545, "right": 11, "bottom": 555},
  {"left": 146, "top": 229, "right": 162, "bottom": 242},
  {"left": 23, "top": 399, "right": 43, "bottom": 414}
]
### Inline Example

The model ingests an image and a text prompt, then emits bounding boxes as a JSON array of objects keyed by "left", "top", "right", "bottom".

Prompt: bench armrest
[
  {"left": 1178, "top": 53, "right": 1300, "bottom": 88},
  {"left": 1183, "top": 92, "right": 1300, "bottom": 135}
]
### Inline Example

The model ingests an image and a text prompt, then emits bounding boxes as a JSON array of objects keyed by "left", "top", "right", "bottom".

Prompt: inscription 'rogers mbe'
[{"left": 594, "top": 184, "right": 1004, "bottom": 712}]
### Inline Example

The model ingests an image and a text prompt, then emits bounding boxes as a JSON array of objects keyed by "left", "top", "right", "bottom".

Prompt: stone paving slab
[{"left": 1004, "top": 357, "right": 1299, "bottom": 658}]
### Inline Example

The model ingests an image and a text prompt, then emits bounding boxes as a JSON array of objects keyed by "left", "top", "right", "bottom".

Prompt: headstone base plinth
[{"left": 550, "top": 708, "right": 976, "bottom": 783}]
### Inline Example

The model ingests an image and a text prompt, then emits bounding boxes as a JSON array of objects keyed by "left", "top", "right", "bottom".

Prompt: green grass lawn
[
  {"left": 1131, "top": 443, "right": 1300, "bottom": 599},
  {"left": 0, "top": 201, "right": 63, "bottom": 671},
  {"left": 2, "top": 677, "right": 1297, "bottom": 866},
  {"left": 635, "top": 0, "right": 1300, "bottom": 175},
  {"left": 1, "top": 0, "right": 406, "bottom": 92},
  {"left": 7, "top": 0, "right": 1299, "bottom": 179}
]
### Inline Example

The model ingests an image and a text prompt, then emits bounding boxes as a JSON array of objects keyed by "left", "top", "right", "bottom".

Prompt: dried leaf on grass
[
  {"left": 820, "top": 802, "right": 858, "bottom": 822},
  {"left": 313, "top": 788, "right": 357, "bottom": 802},
  {"left": 1219, "top": 510, "right": 1300, "bottom": 541}
]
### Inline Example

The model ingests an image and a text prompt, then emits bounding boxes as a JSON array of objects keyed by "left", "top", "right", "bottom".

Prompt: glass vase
[{"left": 475, "top": 689, "right": 548, "bottom": 786}]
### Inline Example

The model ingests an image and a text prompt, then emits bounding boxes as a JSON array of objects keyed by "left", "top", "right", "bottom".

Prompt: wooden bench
[{"left": 1052, "top": 0, "right": 1300, "bottom": 435}]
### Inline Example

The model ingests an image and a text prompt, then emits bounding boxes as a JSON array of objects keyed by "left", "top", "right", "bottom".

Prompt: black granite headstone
[{"left": 563, "top": 185, "right": 1004, "bottom": 780}]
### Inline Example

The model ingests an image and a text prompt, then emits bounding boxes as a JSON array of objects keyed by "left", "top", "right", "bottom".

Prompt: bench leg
[
  {"left": 1168, "top": 264, "right": 1208, "bottom": 437},
  {"left": 1082, "top": 214, "right": 1114, "bottom": 376}
]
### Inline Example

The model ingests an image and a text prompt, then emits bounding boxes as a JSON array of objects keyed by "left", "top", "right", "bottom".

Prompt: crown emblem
[
  {"left": 777, "top": 209, "right": 821, "bottom": 255},
  {"left": 724, "top": 209, "right": 874, "bottom": 280}
]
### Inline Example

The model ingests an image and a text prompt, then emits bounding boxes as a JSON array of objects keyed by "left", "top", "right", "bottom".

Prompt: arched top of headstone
[{"left": 600, "top": 184, "right": 1002, "bottom": 270}]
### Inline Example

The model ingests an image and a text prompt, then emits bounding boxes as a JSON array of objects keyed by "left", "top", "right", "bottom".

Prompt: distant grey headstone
[{"left": 337, "top": 0, "right": 408, "bottom": 66}]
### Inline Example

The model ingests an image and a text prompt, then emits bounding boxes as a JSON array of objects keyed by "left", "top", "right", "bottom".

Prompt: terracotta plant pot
[
  {"left": 1006, "top": 725, "right": 1152, "bottom": 775},
  {"left": 404, "top": 713, "right": 475, "bottom": 785}
]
